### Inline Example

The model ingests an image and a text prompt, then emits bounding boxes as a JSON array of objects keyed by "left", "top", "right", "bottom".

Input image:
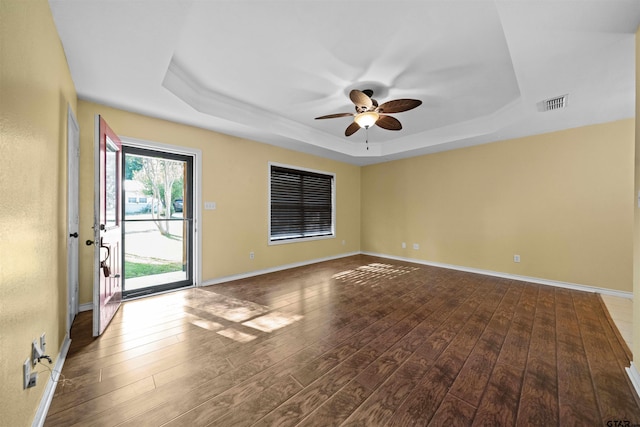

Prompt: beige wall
[
  {"left": 633, "top": 26, "right": 640, "bottom": 364},
  {"left": 76, "top": 101, "right": 361, "bottom": 304},
  {"left": 0, "top": 0, "right": 78, "bottom": 424},
  {"left": 362, "top": 119, "right": 635, "bottom": 292}
]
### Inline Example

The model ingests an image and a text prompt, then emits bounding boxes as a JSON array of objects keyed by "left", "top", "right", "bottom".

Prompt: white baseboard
[
  {"left": 202, "top": 250, "right": 632, "bottom": 298},
  {"left": 626, "top": 362, "right": 640, "bottom": 400},
  {"left": 362, "top": 252, "right": 633, "bottom": 299},
  {"left": 201, "top": 252, "right": 360, "bottom": 287},
  {"left": 82, "top": 251, "right": 633, "bottom": 303},
  {"left": 32, "top": 334, "right": 71, "bottom": 427},
  {"left": 78, "top": 303, "right": 92, "bottom": 312}
]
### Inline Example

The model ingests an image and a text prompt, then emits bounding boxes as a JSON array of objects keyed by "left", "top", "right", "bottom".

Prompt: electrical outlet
[
  {"left": 402, "top": 242, "right": 406, "bottom": 249},
  {"left": 341, "top": 240, "right": 345, "bottom": 245},
  {"left": 27, "top": 372, "right": 37, "bottom": 388},
  {"left": 32, "top": 340, "right": 43, "bottom": 366},
  {"left": 249, "top": 251, "right": 254, "bottom": 260},
  {"left": 40, "top": 333, "right": 46, "bottom": 354},
  {"left": 23, "top": 359, "right": 31, "bottom": 389},
  {"left": 514, "top": 254, "right": 521, "bottom": 263},
  {"left": 413, "top": 243, "right": 420, "bottom": 250}
]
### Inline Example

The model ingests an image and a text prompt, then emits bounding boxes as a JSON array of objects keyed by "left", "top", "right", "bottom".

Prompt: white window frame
[{"left": 268, "top": 162, "right": 336, "bottom": 245}]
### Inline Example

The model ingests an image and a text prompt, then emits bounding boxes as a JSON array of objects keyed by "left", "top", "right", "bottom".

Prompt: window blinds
[{"left": 270, "top": 165, "right": 333, "bottom": 241}]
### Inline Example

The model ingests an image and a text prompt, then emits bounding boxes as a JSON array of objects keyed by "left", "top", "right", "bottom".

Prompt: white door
[{"left": 67, "top": 107, "right": 80, "bottom": 333}]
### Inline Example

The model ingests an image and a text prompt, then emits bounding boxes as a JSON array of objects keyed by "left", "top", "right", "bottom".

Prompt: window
[
  {"left": 269, "top": 164, "right": 334, "bottom": 243},
  {"left": 139, "top": 197, "right": 147, "bottom": 203},
  {"left": 127, "top": 197, "right": 137, "bottom": 203}
]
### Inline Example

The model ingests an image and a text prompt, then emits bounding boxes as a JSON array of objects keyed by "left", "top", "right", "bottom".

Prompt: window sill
[{"left": 268, "top": 234, "right": 335, "bottom": 246}]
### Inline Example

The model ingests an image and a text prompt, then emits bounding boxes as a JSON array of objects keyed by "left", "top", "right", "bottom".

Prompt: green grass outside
[{"left": 125, "top": 260, "right": 183, "bottom": 279}]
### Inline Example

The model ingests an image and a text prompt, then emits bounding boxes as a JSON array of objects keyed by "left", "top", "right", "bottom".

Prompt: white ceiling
[{"left": 49, "top": 0, "right": 640, "bottom": 166}]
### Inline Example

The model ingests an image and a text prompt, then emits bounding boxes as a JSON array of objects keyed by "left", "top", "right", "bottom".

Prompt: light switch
[{"left": 204, "top": 202, "right": 216, "bottom": 210}]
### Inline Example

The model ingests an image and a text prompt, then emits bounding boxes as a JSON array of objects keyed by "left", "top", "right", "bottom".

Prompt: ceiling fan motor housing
[{"left": 315, "top": 89, "right": 422, "bottom": 137}]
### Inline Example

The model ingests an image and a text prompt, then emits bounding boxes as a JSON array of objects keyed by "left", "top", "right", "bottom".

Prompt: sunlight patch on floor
[
  {"left": 184, "top": 289, "right": 270, "bottom": 322},
  {"left": 217, "top": 328, "right": 257, "bottom": 343},
  {"left": 165, "top": 288, "right": 306, "bottom": 341},
  {"left": 188, "top": 317, "right": 224, "bottom": 331},
  {"left": 243, "top": 311, "right": 304, "bottom": 333},
  {"left": 332, "top": 263, "right": 420, "bottom": 285}
]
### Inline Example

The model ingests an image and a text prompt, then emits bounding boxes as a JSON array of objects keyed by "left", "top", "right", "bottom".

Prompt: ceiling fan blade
[
  {"left": 349, "top": 90, "right": 373, "bottom": 110},
  {"left": 315, "top": 112, "right": 354, "bottom": 120},
  {"left": 345, "top": 121, "right": 361, "bottom": 136},
  {"left": 376, "top": 115, "right": 402, "bottom": 131},
  {"left": 378, "top": 99, "right": 422, "bottom": 114}
]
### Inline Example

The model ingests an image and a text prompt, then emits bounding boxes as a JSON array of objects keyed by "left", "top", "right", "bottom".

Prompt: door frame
[
  {"left": 66, "top": 105, "right": 80, "bottom": 334},
  {"left": 121, "top": 136, "right": 202, "bottom": 289}
]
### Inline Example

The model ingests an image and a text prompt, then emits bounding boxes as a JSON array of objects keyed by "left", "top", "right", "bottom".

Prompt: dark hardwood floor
[{"left": 45, "top": 255, "right": 640, "bottom": 426}]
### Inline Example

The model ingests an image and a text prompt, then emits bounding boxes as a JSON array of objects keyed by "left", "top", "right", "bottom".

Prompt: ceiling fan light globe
[{"left": 354, "top": 111, "right": 379, "bottom": 128}]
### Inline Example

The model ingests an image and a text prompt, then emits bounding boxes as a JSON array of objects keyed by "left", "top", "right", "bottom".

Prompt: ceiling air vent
[{"left": 539, "top": 94, "right": 568, "bottom": 112}]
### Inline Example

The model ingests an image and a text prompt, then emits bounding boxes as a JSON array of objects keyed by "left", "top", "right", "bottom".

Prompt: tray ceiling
[{"left": 49, "top": 0, "right": 640, "bottom": 165}]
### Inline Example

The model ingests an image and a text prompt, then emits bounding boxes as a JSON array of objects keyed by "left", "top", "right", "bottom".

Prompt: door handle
[
  {"left": 100, "top": 238, "right": 112, "bottom": 277},
  {"left": 69, "top": 232, "right": 79, "bottom": 238},
  {"left": 99, "top": 239, "right": 111, "bottom": 263},
  {"left": 86, "top": 240, "right": 95, "bottom": 246}
]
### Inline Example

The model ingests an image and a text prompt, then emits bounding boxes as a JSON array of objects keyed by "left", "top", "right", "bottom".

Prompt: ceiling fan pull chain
[{"left": 365, "top": 128, "right": 369, "bottom": 150}]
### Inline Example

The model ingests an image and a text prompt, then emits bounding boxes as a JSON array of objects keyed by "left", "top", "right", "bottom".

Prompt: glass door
[{"left": 121, "top": 146, "right": 193, "bottom": 298}]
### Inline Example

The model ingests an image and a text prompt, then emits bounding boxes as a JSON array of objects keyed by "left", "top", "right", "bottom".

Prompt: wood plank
[
  {"left": 44, "top": 255, "right": 640, "bottom": 427},
  {"left": 573, "top": 292, "right": 640, "bottom": 423},
  {"left": 472, "top": 362, "right": 524, "bottom": 426},
  {"left": 448, "top": 283, "right": 521, "bottom": 407},
  {"left": 388, "top": 279, "right": 512, "bottom": 425},
  {"left": 429, "top": 394, "right": 476, "bottom": 427},
  {"left": 515, "top": 286, "right": 558, "bottom": 426},
  {"left": 471, "top": 284, "right": 538, "bottom": 426},
  {"left": 44, "top": 377, "right": 156, "bottom": 426},
  {"left": 255, "top": 285, "right": 458, "bottom": 426},
  {"left": 112, "top": 353, "right": 292, "bottom": 427},
  {"left": 555, "top": 289, "right": 601, "bottom": 424},
  {"left": 337, "top": 357, "right": 433, "bottom": 427},
  {"left": 205, "top": 375, "right": 303, "bottom": 426}
]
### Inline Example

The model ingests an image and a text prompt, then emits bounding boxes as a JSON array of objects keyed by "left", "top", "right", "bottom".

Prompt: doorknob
[
  {"left": 69, "top": 232, "right": 79, "bottom": 238},
  {"left": 86, "top": 240, "right": 95, "bottom": 246}
]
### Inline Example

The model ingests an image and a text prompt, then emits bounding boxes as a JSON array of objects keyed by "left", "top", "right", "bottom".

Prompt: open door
[
  {"left": 67, "top": 106, "right": 80, "bottom": 333},
  {"left": 92, "top": 115, "right": 123, "bottom": 336}
]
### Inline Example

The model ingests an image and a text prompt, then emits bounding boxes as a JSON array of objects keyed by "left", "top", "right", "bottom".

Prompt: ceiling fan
[{"left": 315, "top": 89, "right": 422, "bottom": 137}]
